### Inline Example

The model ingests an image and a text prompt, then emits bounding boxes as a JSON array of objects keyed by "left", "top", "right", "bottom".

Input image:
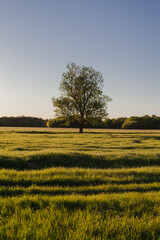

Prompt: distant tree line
[
  {"left": 0, "top": 116, "right": 46, "bottom": 127},
  {"left": 47, "top": 115, "right": 160, "bottom": 129},
  {"left": 46, "top": 116, "right": 126, "bottom": 129},
  {"left": 121, "top": 115, "right": 160, "bottom": 129},
  {"left": 1, "top": 115, "right": 160, "bottom": 129}
]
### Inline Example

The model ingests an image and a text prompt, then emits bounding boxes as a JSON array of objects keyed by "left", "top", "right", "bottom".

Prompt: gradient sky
[{"left": 1, "top": 0, "right": 160, "bottom": 119}]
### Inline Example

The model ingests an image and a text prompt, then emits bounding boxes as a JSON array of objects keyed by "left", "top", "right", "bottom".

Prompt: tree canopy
[{"left": 52, "top": 63, "right": 111, "bottom": 133}]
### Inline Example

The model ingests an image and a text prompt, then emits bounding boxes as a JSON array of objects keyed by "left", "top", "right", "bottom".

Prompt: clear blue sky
[{"left": 1, "top": 0, "right": 160, "bottom": 119}]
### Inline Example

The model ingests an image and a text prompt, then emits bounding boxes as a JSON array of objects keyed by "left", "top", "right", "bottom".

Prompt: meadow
[{"left": 1, "top": 127, "right": 160, "bottom": 239}]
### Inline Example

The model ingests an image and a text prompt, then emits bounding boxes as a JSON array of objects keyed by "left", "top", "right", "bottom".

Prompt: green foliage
[
  {"left": 46, "top": 117, "right": 67, "bottom": 128},
  {"left": 52, "top": 63, "right": 111, "bottom": 132},
  {"left": 2, "top": 115, "right": 160, "bottom": 129},
  {"left": 103, "top": 117, "right": 126, "bottom": 129},
  {"left": 0, "top": 116, "right": 45, "bottom": 127},
  {"left": 47, "top": 115, "right": 160, "bottom": 129},
  {"left": 47, "top": 116, "right": 105, "bottom": 128},
  {"left": 46, "top": 116, "right": 78, "bottom": 128},
  {"left": 122, "top": 115, "right": 160, "bottom": 129}
]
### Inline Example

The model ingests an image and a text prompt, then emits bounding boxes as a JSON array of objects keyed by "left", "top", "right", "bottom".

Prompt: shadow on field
[
  {"left": 0, "top": 153, "right": 160, "bottom": 170},
  {"left": 0, "top": 195, "right": 157, "bottom": 215},
  {"left": 2, "top": 186, "right": 160, "bottom": 197},
  {"left": 16, "top": 131, "right": 79, "bottom": 135},
  {"left": 1, "top": 170, "right": 160, "bottom": 188}
]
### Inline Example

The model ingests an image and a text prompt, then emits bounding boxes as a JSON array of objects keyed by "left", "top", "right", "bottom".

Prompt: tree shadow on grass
[
  {"left": 0, "top": 153, "right": 160, "bottom": 170},
  {"left": 16, "top": 131, "right": 79, "bottom": 135}
]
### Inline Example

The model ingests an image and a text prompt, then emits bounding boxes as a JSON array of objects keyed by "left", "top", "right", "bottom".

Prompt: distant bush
[
  {"left": 0, "top": 116, "right": 46, "bottom": 127},
  {"left": 122, "top": 115, "right": 160, "bottom": 129},
  {"left": 85, "top": 117, "right": 104, "bottom": 128},
  {"left": 122, "top": 118, "right": 141, "bottom": 129},
  {"left": 103, "top": 117, "right": 126, "bottom": 129},
  {"left": 46, "top": 116, "right": 78, "bottom": 128}
]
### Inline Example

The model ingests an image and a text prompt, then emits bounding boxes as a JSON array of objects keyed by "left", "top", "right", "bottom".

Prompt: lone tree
[{"left": 52, "top": 63, "right": 111, "bottom": 133}]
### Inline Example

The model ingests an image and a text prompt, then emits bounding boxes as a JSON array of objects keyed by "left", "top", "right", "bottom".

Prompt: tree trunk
[{"left": 79, "top": 125, "right": 83, "bottom": 133}]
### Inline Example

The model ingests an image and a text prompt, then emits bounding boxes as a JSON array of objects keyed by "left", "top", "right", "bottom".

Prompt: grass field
[{"left": 1, "top": 127, "right": 160, "bottom": 239}]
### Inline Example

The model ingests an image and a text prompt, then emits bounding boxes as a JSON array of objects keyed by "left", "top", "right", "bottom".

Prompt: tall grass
[
  {"left": 1, "top": 128, "right": 160, "bottom": 239},
  {"left": 1, "top": 193, "right": 160, "bottom": 239}
]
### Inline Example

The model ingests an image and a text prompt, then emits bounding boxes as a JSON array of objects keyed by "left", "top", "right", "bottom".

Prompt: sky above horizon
[{"left": 1, "top": 0, "right": 160, "bottom": 119}]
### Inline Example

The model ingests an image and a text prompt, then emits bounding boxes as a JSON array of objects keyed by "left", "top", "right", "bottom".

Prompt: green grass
[
  {"left": 1, "top": 193, "right": 160, "bottom": 239},
  {"left": 1, "top": 127, "right": 160, "bottom": 239}
]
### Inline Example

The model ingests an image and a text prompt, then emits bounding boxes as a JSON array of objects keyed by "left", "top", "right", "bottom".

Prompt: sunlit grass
[
  {"left": 1, "top": 193, "right": 160, "bottom": 239},
  {"left": 1, "top": 127, "right": 160, "bottom": 239},
  {"left": 1, "top": 128, "right": 160, "bottom": 157}
]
